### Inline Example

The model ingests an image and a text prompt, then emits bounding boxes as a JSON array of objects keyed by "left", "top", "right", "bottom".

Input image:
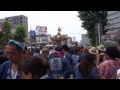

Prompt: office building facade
[
  {"left": 5, "top": 15, "right": 28, "bottom": 36},
  {"left": 102, "top": 11, "right": 120, "bottom": 43},
  {"left": 81, "top": 34, "right": 90, "bottom": 47}
]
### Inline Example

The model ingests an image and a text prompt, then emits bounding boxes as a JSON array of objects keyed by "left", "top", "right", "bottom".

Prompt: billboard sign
[{"left": 36, "top": 26, "right": 47, "bottom": 35}]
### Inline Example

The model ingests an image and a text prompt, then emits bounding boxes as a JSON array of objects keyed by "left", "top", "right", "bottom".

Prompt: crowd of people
[{"left": 0, "top": 39, "right": 120, "bottom": 79}]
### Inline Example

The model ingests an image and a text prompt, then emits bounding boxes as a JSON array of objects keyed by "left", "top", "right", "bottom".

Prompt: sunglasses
[{"left": 8, "top": 40, "right": 24, "bottom": 50}]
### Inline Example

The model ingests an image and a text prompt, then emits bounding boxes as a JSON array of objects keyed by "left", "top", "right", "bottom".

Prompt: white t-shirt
[
  {"left": 117, "top": 69, "right": 120, "bottom": 79},
  {"left": 40, "top": 74, "right": 49, "bottom": 79},
  {"left": 11, "top": 70, "right": 18, "bottom": 79},
  {"left": 40, "top": 50, "right": 42, "bottom": 54}
]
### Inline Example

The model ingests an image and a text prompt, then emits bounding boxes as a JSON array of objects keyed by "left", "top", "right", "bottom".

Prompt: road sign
[{"left": 29, "top": 30, "right": 36, "bottom": 37}]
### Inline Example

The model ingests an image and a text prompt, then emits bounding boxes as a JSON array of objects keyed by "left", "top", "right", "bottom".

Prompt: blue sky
[{"left": 0, "top": 11, "right": 87, "bottom": 42}]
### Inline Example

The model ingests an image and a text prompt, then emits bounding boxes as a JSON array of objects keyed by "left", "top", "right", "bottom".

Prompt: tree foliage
[
  {"left": 78, "top": 11, "right": 108, "bottom": 46},
  {"left": 1, "top": 21, "right": 12, "bottom": 43},
  {"left": 0, "top": 32, "right": 3, "bottom": 42},
  {"left": 0, "top": 32, "right": 4, "bottom": 49},
  {"left": 13, "top": 24, "right": 27, "bottom": 42}
]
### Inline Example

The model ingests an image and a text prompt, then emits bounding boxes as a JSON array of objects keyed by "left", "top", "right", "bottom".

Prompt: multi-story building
[
  {"left": 28, "top": 30, "right": 73, "bottom": 48},
  {"left": 5, "top": 15, "right": 28, "bottom": 30},
  {"left": 0, "top": 15, "right": 28, "bottom": 41},
  {"left": 47, "top": 34, "right": 52, "bottom": 44},
  {"left": 28, "top": 30, "right": 52, "bottom": 48},
  {"left": 0, "top": 18, "right": 5, "bottom": 23},
  {"left": 5, "top": 15, "right": 28, "bottom": 41},
  {"left": 28, "top": 26, "right": 73, "bottom": 48},
  {"left": 102, "top": 11, "right": 120, "bottom": 43},
  {"left": 37, "top": 34, "right": 49, "bottom": 46},
  {"left": 81, "top": 34, "right": 90, "bottom": 47},
  {"left": 67, "top": 37, "right": 72, "bottom": 45}
]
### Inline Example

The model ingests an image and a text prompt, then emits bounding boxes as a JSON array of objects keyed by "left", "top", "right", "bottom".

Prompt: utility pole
[
  {"left": 39, "top": 34, "right": 40, "bottom": 47},
  {"left": 30, "top": 26, "right": 32, "bottom": 51},
  {"left": 33, "top": 31, "right": 36, "bottom": 50},
  {"left": 30, "top": 31, "right": 32, "bottom": 51},
  {"left": 95, "top": 30, "right": 98, "bottom": 46},
  {"left": 98, "top": 23, "right": 101, "bottom": 44},
  {"left": 95, "top": 23, "right": 102, "bottom": 46}
]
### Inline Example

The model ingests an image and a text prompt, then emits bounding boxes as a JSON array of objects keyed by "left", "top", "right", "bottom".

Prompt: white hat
[
  {"left": 97, "top": 45, "right": 106, "bottom": 51},
  {"left": 89, "top": 47, "right": 98, "bottom": 55}
]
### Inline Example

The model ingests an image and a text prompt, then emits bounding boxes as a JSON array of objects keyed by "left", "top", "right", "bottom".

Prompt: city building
[
  {"left": 66, "top": 37, "right": 72, "bottom": 46},
  {"left": 37, "top": 34, "right": 49, "bottom": 46},
  {"left": 61, "top": 34, "right": 72, "bottom": 45},
  {"left": 5, "top": 15, "right": 28, "bottom": 40},
  {"left": 28, "top": 26, "right": 73, "bottom": 48},
  {"left": 0, "top": 15, "right": 29, "bottom": 47},
  {"left": 102, "top": 11, "right": 120, "bottom": 43},
  {"left": 28, "top": 30, "right": 52, "bottom": 48},
  {"left": 35, "top": 25, "right": 48, "bottom": 46},
  {"left": 0, "top": 18, "right": 5, "bottom": 23},
  {"left": 28, "top": 25, "right": 48, "bottom": 48},
  {"left": 80, "top": 34, "right": 90, "bottom": 47},
  {"left": 47, "top": 34, "right": 52, "bottom": 44},
  {"left": 0, "top": 15, "right": 28, "bottom": 42}
]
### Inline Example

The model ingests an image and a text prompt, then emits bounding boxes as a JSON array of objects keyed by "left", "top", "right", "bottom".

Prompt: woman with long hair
[{"left": 75, "top": 53, "right": 98, "bottom": 79}]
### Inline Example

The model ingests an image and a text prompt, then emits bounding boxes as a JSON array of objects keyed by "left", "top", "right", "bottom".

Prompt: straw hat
[
  {"left": 97, "top": 45, "right": 106, "bottom": 51},
  {"left": 89, "top": 47, "right": 98, "bottom": 55}
]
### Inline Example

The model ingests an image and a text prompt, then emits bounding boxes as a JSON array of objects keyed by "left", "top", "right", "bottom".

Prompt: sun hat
[
  {"left": 97, "top": 45, "right": 106, "bottom": 51},
  {"left": 89, "top": 47, "right": 98, "bottom": 55}
]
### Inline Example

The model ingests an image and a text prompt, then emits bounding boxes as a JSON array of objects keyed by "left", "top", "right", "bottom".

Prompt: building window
[
  {"left": 20, "top": 17, "right": 22, "bottom": 20},
  {"left": 20, "top": 21, "right": 22, "bottom": 23},
  {"left": 15, "top": 22, "right": 17, "bottom": 24}
]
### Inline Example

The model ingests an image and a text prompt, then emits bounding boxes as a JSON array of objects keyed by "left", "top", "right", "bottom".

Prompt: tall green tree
[
  {"left": 0, "top": 31, "right": 4, "bottom": 49},
  {"left": 78, "top": 11, "right": 108, "bottom": 46},
  {"left": 0, "top": 31, "right": 3, "bottom": 42},
  {"left": 1, "top": 21, "right": 12, "bottom": 43},
  {"left": 13, "top": 24, "right": 27, "bottom": 42}
]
